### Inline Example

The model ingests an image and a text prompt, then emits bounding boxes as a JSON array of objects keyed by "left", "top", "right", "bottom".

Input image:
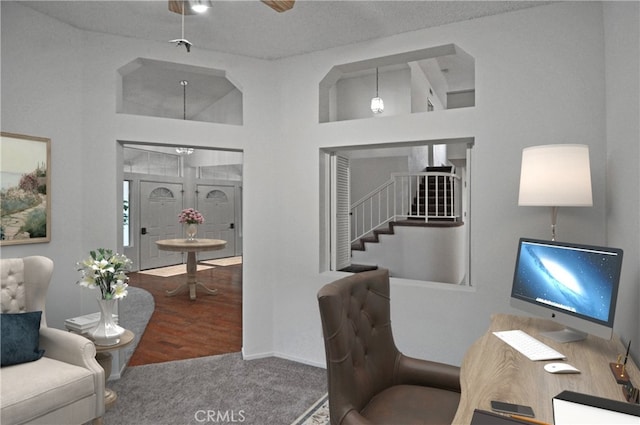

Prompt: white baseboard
[
  {"left": 273, "top": 351, "right": 326, "bottom": 369},
  {"left": 241, "top": 348, "right": 326, "bottom": 369},
  {"left": 241, "top": 348, "right": 273, "bottom": 361}
]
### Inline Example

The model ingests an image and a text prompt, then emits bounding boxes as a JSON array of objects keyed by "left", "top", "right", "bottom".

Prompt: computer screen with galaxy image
[{"left": 510, "top": 238, "right": 623, "bottom": 342}]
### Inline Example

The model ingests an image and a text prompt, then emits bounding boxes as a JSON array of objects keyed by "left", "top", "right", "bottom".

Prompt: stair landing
[{"left": 339, "top": 264, "right": 379, "bottom": 273}]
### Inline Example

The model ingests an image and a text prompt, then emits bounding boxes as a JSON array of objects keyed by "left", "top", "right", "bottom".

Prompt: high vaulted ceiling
[{"left": 22, "top": 1, "right": 548, "bottom": 60}]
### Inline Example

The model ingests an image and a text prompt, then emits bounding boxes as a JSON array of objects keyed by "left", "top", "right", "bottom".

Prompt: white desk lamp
[{"left": 518, "top": 144, "right": 593, "bottom": 241}]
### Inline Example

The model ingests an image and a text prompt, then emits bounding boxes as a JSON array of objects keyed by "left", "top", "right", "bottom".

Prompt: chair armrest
[
  {"left": 39, "top": 327, "right": 105, "bottom": 417},
  {"left": 40, "top": 327, "right": 98, "bottom": 368},
  {"left": 395, "top": 353, "right": 461, "bottom": 392}
]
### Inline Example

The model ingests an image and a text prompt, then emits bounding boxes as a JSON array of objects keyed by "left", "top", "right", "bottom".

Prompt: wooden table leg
[
  {"left": 95, "top": 352, "right": 117, "bottom": 409},
  {"left": 166, "top": 282, "right": 189, "bottom": 297},
  {"left": 166, "top": 251, "right": 217, "bottom": 300}
]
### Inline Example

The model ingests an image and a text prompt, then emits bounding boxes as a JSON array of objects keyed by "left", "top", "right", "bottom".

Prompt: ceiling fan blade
[
  {"left": 168, "top": 0, "right": 196, "bottom": 16},
  {"left": 261, "top": 0, "right": 295, "bottom": 13}
]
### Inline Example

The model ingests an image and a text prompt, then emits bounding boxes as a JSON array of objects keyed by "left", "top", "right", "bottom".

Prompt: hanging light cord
[
  {"left": 181, "top": 2, "right": 185, "bottom": 40},
  {"left": 376, "top": 68, "right": 379, "bottom": 97}
]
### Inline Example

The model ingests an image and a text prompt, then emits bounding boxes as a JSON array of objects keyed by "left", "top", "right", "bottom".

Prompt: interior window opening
[
  {"left": 319, "top": 44, "right": 475, "bottom": 123},
  {"left": 320, "top": 138, "right": 473, "bottom": 286}
]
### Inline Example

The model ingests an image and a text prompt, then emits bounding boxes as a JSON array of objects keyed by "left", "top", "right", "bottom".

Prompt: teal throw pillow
[{"left": 1, "top": 311, "right": 45, "bottom": 367}]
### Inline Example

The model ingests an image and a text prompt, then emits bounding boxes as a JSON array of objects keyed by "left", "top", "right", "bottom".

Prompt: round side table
[
  {"left": 94, "top": 329, "right": 135, "bottom": 409},
  {"left": 155, "top": 238, "right": 227, "bottom": 300}
]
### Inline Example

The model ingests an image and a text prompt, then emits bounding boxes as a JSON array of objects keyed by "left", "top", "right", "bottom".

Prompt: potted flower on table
[
  {"left": 76, "top": 248, "right": 131, "bottom": 346},
  {"left": 178, "top": 208, "right": 204, "bottom": 241}
]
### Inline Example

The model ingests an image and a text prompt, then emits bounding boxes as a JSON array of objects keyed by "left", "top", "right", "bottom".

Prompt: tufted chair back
[
  {"left": 0, "top": 256, "right": 54, "bottom": 327},
  {"left": 318, "top": 269, "right": 401, "bottom": 423}
]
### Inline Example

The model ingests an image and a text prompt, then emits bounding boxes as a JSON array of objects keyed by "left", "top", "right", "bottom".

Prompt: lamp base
[{"left": 550, "top": 206, "right": 558, "bottom": 241}]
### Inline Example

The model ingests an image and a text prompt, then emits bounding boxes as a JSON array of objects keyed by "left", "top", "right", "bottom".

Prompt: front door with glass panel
[
  {"left": 140, "top": 181, "right": 184, "bottom": 269},
  {"left": 196, "top": 184, "right": 235, "bottom": 260}
]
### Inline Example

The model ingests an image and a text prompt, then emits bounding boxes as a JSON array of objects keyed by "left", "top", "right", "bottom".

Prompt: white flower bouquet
[{"left": 76, "top": 248, "right": 131, "bottom": 300}]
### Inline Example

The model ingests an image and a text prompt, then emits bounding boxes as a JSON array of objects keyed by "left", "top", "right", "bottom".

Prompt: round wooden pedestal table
[
  {"left": 155, "top": 238, "right": 227, "bottom": 300},
  {"left": 94, "top": 329, "right": 135, "bottom": 409}
]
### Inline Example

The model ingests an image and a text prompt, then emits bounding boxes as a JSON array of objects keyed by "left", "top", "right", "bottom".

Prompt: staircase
[
  {"left": 350, "top": 166, "right": 461, "bottom": 253},
  {"left": 410, "top": 166, "right": 455, "bottom": 219},
  {"left": 349, "top": 221, "right": 467, "bottom": 282},
  {"left": 351, "top": 219, "right": 463, "bottom": 251}
]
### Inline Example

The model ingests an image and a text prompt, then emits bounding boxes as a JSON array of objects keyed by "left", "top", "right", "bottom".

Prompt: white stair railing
[{"left": 351, "top": 171, "right": 461, "bottom": 244}]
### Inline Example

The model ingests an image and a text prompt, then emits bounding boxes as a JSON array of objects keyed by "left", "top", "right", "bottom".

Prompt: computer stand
[{"left": 541, "top": 328, "right": 587, "bottom": 343}]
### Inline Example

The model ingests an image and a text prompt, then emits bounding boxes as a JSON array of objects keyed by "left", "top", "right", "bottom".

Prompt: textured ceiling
[{"left": 22, "top": 1, "right": 548, "bottom": 60}]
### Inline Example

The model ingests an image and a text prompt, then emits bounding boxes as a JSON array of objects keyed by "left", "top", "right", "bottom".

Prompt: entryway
[
  {"left": 118, "top": 143, "right": 244, "bottom": 366},
  {"left": 121, "top": 144, "right": 243, "bottom": 271}
]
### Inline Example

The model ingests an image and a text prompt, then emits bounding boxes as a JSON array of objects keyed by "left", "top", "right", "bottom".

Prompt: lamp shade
[{"left": 518, "top": 144, "right": 593, "bottom": 207}]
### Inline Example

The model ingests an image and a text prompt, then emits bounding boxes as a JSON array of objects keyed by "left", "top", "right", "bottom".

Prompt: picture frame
[{"left": 1, "top": 132, "right": 51, "bottom": 245}]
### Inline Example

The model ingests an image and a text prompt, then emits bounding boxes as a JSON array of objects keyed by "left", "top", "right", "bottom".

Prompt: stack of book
[{"left": 64, "top": 312, "right": 119, "bottom": 336}]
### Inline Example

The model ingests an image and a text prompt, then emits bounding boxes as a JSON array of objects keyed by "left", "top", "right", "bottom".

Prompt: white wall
[
  {"left": 192, "top": 88, "right": 243, "bottom": 125},
  {"left": 350, "top": 156, "right": 408, "bottom": 202},
  {"left": 351, "top": 225, "right": 467, "bottom": 283},
  {"left": 1, "top": 2, "right": 88, "bottom": 327},
  {"left": 1, "top": 2, "right": 279, "bottom": 362},
  {"left": 2, "top": 2, "right": 637, "bottom": 370},
  {"left": 270, "top": 2, "right": 614, "bottom": 367},
  {"left": 410, "top": 61, "right": 445, "bottom": 112},
  {"left": 603, "top": 1, "right": 640, "bottom": 362}
]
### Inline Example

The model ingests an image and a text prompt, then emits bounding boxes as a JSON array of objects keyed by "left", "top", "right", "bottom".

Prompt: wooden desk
[
  {"left": 453, "top": 314, "right": 640, "bottom": 424},
  {"left": 155, "top": 238, "right": 226, "bottom": 300}
]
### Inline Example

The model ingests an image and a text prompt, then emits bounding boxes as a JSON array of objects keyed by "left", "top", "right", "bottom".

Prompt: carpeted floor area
[
  {"left": 291, "top": 393, "right": 329, "bottom": 425},
  {"left": 118, "top": 286, "right": 155, "bottom": 365},
  {"left": 110, "top": 264, "right": 327, "bottom": 425},
  {"left": 104, "top": 353, "right": 327, "bottom": 425}
]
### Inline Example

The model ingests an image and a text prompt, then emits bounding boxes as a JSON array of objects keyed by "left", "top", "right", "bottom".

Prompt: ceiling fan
[
  {"left": 168, "top": 0, "right": 295, "bottom": 15},
  {"left": 167, "top": 0, "right": 294, "bottom": 52}
]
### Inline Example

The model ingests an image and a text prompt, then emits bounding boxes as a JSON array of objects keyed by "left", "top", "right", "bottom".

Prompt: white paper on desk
[{"left": 553, "top": 396, "right": 640, "bottom": 424}]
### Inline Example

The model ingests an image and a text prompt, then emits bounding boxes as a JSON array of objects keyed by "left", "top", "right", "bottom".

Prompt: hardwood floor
[{"left": 126, "top": 262, "right": 242, "bottom": 366}]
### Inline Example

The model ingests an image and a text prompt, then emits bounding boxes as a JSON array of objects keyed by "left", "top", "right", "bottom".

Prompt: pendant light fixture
[
  {"left": 176, "top": 79, "right": 194, "bottom": 155},
  {"left": 190, "top": 0, "right": 210, "bottom": 13},
  {"left": 370, "top": 67, "right": 384, "bottom": 114}
]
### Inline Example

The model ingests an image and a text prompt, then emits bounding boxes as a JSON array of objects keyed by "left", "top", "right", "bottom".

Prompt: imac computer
[{"left": 510, "top": 238, "right": 624, "bottom": 343}]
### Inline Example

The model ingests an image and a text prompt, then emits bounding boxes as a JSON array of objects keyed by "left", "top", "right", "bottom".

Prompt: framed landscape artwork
[{"left": 1, "top": 132, "right": 51, "bottom": 245}]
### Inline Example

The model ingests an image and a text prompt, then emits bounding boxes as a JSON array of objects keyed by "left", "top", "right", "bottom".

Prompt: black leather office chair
[{"left": 317, "top": 269, "right": 461, "bottom": 424}]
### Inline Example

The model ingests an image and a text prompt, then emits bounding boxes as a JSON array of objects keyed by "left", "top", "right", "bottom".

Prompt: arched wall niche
[
  {"left": 117, "top": 58, "right": 243, "bottom": 125},
  {"left": 319, "top": 44, "right": 475, "bottom": 123}
]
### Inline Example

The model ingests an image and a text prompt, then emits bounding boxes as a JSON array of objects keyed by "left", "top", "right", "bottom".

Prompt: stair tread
[{"left": 339, "top": 264, "right": 378, "bottom": 273}]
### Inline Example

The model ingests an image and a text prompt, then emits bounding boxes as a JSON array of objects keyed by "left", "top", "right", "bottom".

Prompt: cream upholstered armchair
[{"left": 1, "top": 256, "right": 105, "bottom": 425}]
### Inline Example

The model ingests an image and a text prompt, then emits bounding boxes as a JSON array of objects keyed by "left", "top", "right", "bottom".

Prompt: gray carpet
[
  {"left": 118, "top": 286, "right": 155, "bottom": 366},
  {"left": 103, "top": 352, "right": 327, "bottom": 425},
  {"left": 108, "top": 285, "right": 327, "bottom": 425}
]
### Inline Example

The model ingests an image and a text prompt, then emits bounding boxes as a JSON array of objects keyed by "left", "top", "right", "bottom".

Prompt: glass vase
[
  {"left": 186, "top": 223, "right": 198, "bottom": 241},
  {"left": 90, "top": 298, "right": 125, "bottom": 346}
]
